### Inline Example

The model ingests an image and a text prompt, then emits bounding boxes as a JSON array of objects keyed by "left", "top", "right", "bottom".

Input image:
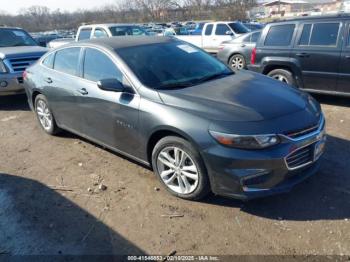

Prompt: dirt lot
[{"left": 0, "top": 94, "right": 349, "bottom": 256}]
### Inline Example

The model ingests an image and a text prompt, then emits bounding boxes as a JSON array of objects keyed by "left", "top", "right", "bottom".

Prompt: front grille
[
  {"left": 286, "top": 145, "right": 314, "bottom": 169},
  {"left": 8, "top": 56, "right": 41, "bottom": 73},
  {"left": 285, "top": 116, "right": 324, "bottom": 139}
]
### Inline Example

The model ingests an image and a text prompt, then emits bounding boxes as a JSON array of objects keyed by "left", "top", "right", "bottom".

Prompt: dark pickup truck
[{"left": 248, "top": 14, "right": 350, "bottom": 97}]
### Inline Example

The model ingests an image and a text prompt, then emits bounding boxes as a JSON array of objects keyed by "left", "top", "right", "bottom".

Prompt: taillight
[
  {"left": 251, "top": 47, "right": 256, "bottom": 65},
  {"left": 22, "top": 70, "right": 27, "bottom": 80}
]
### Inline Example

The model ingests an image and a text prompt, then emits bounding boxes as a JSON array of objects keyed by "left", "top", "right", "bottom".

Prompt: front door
[{"left": 78, "top": 47, "right": 141, "bottom": 155}]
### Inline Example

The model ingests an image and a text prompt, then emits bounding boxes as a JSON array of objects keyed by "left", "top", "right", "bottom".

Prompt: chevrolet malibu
[{"left": 23, "top": 37, "right": 326, "bottom": 200}]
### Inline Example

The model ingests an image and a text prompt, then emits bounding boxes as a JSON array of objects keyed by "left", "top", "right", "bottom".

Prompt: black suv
[{"left": 248, "top": 14, "right": 350, "bottom": 96}]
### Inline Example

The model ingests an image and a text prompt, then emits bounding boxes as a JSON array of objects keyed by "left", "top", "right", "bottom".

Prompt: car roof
[
  {"left": 0, "top": 26, "right": 23, "bottom": 30},
  {"left": 74, "top": 36, "right": 178, "bottom": 50},
  {"left": 79, "top": 24, "right": 138, "bottom": 28},
  {"left": 269, "top": 13, "right": 350, "bottom": 24}
]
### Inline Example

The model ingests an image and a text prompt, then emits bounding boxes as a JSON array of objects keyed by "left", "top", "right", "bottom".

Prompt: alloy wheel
[
  {"left": 231, "top": 56, "right": 244, "bottom": 70},
  {"left": 36, "top": 99, "right": 53, "bottom": 131},
  {"left": 157, "top": 146, "right": 199, "bottom": 194},
  {"left": 272, "top": 74, "right": 289, "bottom": 84}
]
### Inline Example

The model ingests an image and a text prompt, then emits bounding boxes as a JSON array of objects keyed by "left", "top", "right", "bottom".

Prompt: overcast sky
[{"left": 5, "top": 0, "right": 116, "bottom": 14}]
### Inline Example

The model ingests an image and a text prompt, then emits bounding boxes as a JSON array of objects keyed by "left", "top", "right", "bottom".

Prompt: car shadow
[
  {"left": 0, "top": 173, "right": 145, "bottom": 255},
  {"left": 203, "top": 134, "right": 350, "bottom": 221},
  {"left": 312, "top": 93, "right": 350, "bottom": 107},
  {"left": 0, "top": 94, "right": 30, "bottom": 111}
]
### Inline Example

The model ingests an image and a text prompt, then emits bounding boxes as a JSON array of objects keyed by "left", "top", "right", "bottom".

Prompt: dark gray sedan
[
  {"left": 23, "top": 36, "right": 326, "bottom": 200},
  {"left": 217, "top": 31, "right": 261, "bottom": 70}
]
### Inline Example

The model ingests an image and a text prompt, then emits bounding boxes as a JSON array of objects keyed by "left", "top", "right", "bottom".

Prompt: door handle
[
  {"left": 77, "top": 88, "right": 88, "bottom": 95},
  {"left": 296, "top": 53, "right": 310, "bottom": 58},
  {"left": 45, "top": 77, "right": 53, "bottom": 84}
]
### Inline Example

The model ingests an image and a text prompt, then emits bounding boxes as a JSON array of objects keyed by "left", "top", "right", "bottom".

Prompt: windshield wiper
[
  {"left": 195, "top": 71, "right": 234, "bottom": 85},
  {"left": 159, "top": 82, "right": 194, "bottom": 90}
]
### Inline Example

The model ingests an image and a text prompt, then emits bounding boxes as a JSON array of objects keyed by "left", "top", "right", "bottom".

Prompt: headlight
[
  {"left": 209, "top": 131, "right": 280, "bottom": 149},
  {"left": 0, "top": 60, "right": 7, "bottom": 73}
]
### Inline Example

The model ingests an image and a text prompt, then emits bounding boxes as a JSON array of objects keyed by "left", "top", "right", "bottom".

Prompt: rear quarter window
[
  {"left": 42, "top": 53, "right": 55, "bottom": 69},
  {"left": 264, "top": 24, "right": 295, "bottom": 46}
]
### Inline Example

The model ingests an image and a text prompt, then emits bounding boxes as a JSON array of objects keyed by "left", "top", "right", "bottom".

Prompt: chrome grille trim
[{"left": 7, "top": 56, "right": 41, "bottom": 73}]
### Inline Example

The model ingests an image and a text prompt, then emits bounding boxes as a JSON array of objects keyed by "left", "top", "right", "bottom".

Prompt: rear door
[
  {"left": 44, "top": 47, "right": 84, "bottom": 133},
  {"left": 202, "top": 24, "right": 214, "bottom": 52},
  {"left": 337, "top": 20, "right": 350, "bottom": 94},
  {"left": 291, "top": 20, "right": 342, "bottom": 91}
]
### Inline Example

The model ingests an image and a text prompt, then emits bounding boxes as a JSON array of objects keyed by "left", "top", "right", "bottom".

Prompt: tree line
[{"left": 0, "top": 0, "right": 256, "bottom": 32}]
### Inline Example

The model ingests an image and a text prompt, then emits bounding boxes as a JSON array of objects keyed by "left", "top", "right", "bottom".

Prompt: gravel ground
[{"left": 0, "top": 94, "right": 349, "bottom": 256}]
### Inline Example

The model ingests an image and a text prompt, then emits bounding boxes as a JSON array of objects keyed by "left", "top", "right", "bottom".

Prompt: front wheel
[
  {"left": 267, "top": 69, "right": 297, "bottom": 87},
  {"left": 151, "top": 136, "right": 210, "bottom": 200}
]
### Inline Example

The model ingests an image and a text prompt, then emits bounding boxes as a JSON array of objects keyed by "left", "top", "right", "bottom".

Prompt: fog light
[
  {"left": 0, "top": 81, "right": 8, "bottom": 88},
  {"left": 242, "top": 171, "right": 271, "bottom": 187}
]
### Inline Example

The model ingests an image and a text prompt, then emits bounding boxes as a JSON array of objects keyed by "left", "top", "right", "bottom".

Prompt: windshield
[
  {"left": 228, "top": 23, "right": 250, "bottom": 34},
  {"left": 117, "top": 41, "right": 233, "bottom": 90},
  {"left": 109, "top": 26, "right": 148, "bottom": 36},
  {"left": 0, "top": 29, "right": 38, "bottom": 47}
]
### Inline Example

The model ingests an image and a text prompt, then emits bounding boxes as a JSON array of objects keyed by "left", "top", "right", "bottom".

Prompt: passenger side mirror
[
  {"left": 97, "top": 79, "right": 124, "bottom": 92},
  {"left": 226, "top": 31, "right": 234, "bottom": 36}
]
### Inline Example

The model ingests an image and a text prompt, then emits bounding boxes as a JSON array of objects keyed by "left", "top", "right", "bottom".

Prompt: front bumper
[
  {"left": 0, "top": 72, "right": 25, "bottom": 96},
  {"left": 203, "top": 117, "right": 326, "bottom": 200}
]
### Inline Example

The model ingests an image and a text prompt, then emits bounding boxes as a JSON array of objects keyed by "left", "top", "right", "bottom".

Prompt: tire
[
  {"left": 267, "top": 69, "right": 297, "bottom": 87},
  {"left": 34, "top": 94, "right": 61, "bottom": 135},
  {"left": 229, "top": 54, "right": 246, "bottom": 70},
  {"left": 151, "top": 136, "right": 210, "bottom": 200}
]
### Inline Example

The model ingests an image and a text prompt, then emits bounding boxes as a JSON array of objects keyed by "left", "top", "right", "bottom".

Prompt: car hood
[
  {"left": 157, "top": 70, "right": 313, "bottom": 123},
  {"left": 0, "top": 46, "right": 48, "bottom": 59}
]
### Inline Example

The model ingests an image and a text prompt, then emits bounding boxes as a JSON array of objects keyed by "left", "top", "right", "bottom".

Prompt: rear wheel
[
  {"left": 151, "top": 136, "right": 210, "bottom": 200},
  {"left": 34, "top": 94, "right": 60, "bottom": 135},
  {"left": 229, "top": 54, "right": 246, "bottom": 70},
  {"left": 267, "top": 69, "right": 297, "bottom": 87}
]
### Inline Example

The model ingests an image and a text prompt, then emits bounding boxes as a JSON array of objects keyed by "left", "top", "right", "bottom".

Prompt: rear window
[
  {"left": 78, "top": 28, "right": 92, "bottom": 41},
  {"left": 299, "top": 22, "right": 340, "bottom": 46},
  {"left": 54, "top": 47, "right": 81, "bottom": 76},
  {"left": 264, "top": 24, "right": 295, "bottom": 46}
]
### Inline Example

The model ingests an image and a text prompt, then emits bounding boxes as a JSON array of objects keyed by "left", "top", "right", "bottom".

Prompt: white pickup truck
[
  {"left": 176, "top": 21, "right": 250, "bottom": 53},
  {"left": 48, "top": 24, "right": 147, "bottom": 48}
]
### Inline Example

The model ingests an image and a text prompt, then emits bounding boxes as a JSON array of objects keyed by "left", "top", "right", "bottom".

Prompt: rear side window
[
  {"left": 78, "top": 28, "right": 92, "bottom": 40},
  {"left": 54, "top": 47, "right": 81, "bottom": 76},
  {"left": 264, "top": 24, "right": 295, "bottom": 46},
  {"left": 83, "top": 48, "right": 122, "bottom": 82},
  {"left": 205, "top": 24, "right": 213, "bottom": 36},
  {"left": 94, "top": 28, "right": 108, "bottom": 38},
  {"left": 42, "top": 53, "right": 55, "bottom": 69},
  {"left": 299, "top": 22, "right": 340, "bottom": 46},
  {"left": 215, "top": 24, "right": 230, "bottom": 35},
  {"left": 251, "top": 32, "right": 261, "bottom": 43}
]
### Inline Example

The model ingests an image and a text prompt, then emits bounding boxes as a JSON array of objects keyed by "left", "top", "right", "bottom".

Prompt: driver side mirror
[
  {"left": 97, "top": 79, "right": 124, "bottom": 92},
  {"left": 225, "top": 31, "right": 234, "bottom": 36}
]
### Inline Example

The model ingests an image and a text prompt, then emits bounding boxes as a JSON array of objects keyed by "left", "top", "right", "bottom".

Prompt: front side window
[
  {"left": 83, "top": 48, "right": 122, "bottom": 82},
  {"left": 0, "top": 29, "right": 38, "bottom": 47},
  {"left": 116, "top": 41, "right": 232, "bottom": 90},
  {"left": 215, "top": 24, "right": 231, "bottom": 35},
  {"left": 205, "top": 24, "right": 213, "bottom": 36},
  {"left": 264, "top": 24, "right": 295, "bottom": 46},
  {"left": 94, "top": 28, "right": 108, "bottom": 38},
  {"left": 54, "top": 47, "right": 81, "bottom": 76},
  {"left": 78, "top": 28, "right": 92, "bottom": 41},
  {"left": 228, "top": 23, "right": 250, "bottom": 34},
  {"left": 42, "top": 53, "right": 55, "bottom": 69}
]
